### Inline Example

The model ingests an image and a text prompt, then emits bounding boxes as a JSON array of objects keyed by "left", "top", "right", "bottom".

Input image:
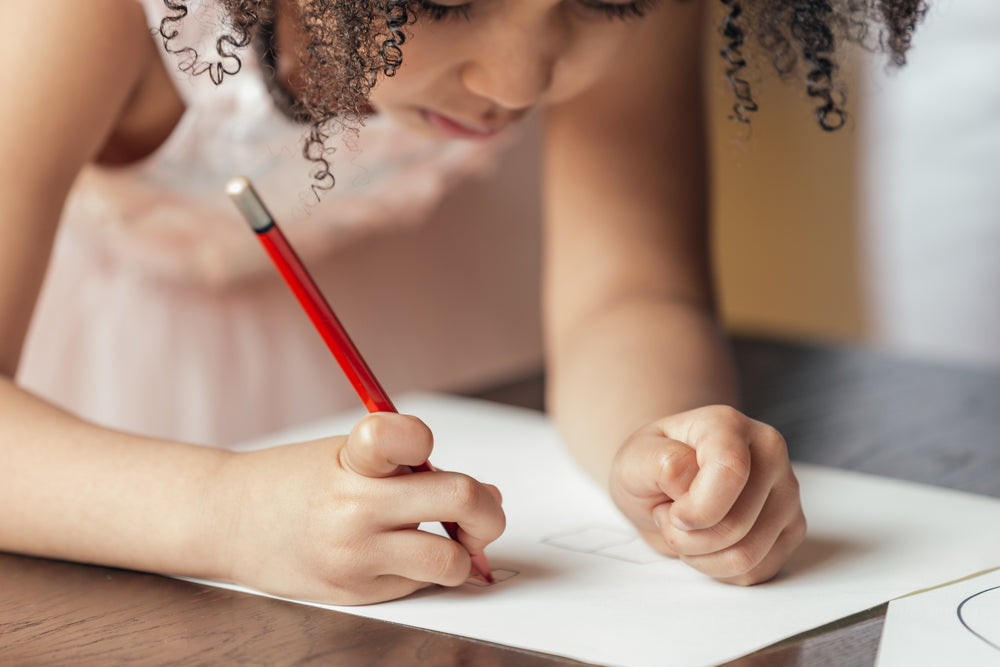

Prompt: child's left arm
[{"left": 540, "top": 0, "right": 805, "bottom": 585}]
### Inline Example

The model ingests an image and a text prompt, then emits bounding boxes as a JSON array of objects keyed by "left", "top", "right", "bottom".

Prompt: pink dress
[{"left": 16, "top": 0, "right": 543, "bottom": 445}]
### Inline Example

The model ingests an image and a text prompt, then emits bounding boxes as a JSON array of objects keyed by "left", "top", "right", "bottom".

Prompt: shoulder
[
  {"left": 2, "top": 0, "right": 152, "bottom": 63},
  {"left": 0, "top": 0, "right": 154, "bottom": 189}
]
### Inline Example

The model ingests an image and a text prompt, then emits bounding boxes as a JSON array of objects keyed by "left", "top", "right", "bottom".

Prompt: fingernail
[
  {"left": 671, "top": 516, "right": 692, "bottom": 531},
  {"left": 652, "top": 504, "right": 671, "bottom": 530}
]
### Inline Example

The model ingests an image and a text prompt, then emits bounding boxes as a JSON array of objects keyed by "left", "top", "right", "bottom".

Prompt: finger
[
  {"left": 364, "top": 471, "right": 506, "bottom": 553},
  {"left": 666, "top": 418, "right": 792, "bottom": 541},
  {"left": 484, "top": 483, "right": 503, "bottom": 506},
  {"left": 611, "top": 432, "right": 699, "bottom": 531},
  {"left": 455, "top": 482, "right": 505, "bottom": 556},
  {"left": 693, "top": 515, "right": 806, "bottom": 586},
  {"left": 341, "top": 413, "right": 434, "bottom": 478},
  {"left": 717, "top": 512, "right": 807, "bottom": 586},
  {"left": 327, "top": 575, "right": 431, "bottom": 607},
  {"left": 654, "top": 455, "right": 778, "bottom": 556},
  {"left": 667, "top": 408, "right": 754, "bottom": 530},
  {"left": 373, "top": 528, "right": 480, "bottom": 588},
  {"left": 678, "top": 487, "right": 806, "bottom": 583}
]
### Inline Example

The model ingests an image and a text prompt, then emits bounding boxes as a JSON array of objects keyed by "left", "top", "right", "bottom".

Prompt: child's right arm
[{"left": 0, "top": 1, "right": 503, "bottom": 605}]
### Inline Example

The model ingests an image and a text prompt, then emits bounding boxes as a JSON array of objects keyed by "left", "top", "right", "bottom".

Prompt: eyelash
[
  {"left": 579, "top": 0, "right": 656, "bottom": 20},
  {"left": 416, "top": 0, "right": 472, "bottom": 21},
  {"left": 415, "top": 0, "right": 655, "bottom": 23}
]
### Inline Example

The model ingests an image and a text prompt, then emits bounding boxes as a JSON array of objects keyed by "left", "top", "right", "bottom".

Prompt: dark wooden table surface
[{"left": 2, "top": 336, "right": 998, "bottom": 665}]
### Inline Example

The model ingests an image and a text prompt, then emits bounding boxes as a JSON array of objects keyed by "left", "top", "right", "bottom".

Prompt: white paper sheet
[
  {"left": 876, "top": 568, "right": 1000, "bottom": 666},
  {"left": 198, "top": 394, "right": 1000, "bottom": 667}
]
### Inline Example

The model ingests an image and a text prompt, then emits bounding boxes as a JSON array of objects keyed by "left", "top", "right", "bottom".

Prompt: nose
[{"left": 459, "top": 25, "right": 558, "bottom": 110}]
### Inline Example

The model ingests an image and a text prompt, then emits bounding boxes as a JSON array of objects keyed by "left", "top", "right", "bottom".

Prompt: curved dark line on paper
[{"left": 957, "top": 585, "right": 1000, "bottom": 652}]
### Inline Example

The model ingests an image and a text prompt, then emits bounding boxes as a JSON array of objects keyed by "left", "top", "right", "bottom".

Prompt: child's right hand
[{"left": 213, "top": 412, "right": 505, "bottom": 605}]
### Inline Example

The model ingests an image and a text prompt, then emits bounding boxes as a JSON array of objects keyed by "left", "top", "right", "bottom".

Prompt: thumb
[
  {"left": 340, "top": 413, "right": 434, "bottom": 479},
  {"left": 611, "top": 430, "right": 699, "bottom": 526}
]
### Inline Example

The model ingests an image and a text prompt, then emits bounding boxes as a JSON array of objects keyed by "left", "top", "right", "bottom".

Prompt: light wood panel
[{"left": 706, "top": 16, "right": 868, "bottom": 343}]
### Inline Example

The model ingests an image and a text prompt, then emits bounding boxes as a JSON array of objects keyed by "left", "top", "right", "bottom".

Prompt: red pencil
[{"left": 226, "top": 175, "right": 494, "bottom": 584}]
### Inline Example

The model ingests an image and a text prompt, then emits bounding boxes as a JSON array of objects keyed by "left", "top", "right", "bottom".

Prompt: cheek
[
  {"left": 367, "top": 77, "right": 403, "bottom": 112},
  {"left": 367, "top": 21, "right": 637, "bottom": 112},
  {"left": 367, "top": 61, "right": 421, "bottom": 110},
  {"left": 367, "top": 27, "right": 457, "bottom": 108}
]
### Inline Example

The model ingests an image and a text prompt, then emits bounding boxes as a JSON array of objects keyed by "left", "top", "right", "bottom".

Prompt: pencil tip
[{"left": 470, "top": 554, "right": 494, "bottom": 584}]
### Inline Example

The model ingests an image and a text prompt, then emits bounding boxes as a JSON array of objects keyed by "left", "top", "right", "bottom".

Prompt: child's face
[{"left": 366, "top": 0, "right": 661, "bottom": 139}]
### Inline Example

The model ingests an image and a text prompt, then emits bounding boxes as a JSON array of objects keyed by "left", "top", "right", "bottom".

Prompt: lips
[{"left": 420, "top": 109, "right": 508, "bottom": 140}]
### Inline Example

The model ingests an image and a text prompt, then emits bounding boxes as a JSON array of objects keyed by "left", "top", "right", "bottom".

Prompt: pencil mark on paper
[
  {"left": 956, "top": 584, "right": 1000, "bottom": 651},
  {"left": 465, "top": 568, "right": 519, "bottom": 587},
  {"left": 541, "top": 526, "right": 662, "bottom": 565}
]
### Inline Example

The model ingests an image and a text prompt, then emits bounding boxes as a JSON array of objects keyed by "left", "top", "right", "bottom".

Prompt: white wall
[{"left": 860, "top": 0, "right": 1000, "bottom": 368}]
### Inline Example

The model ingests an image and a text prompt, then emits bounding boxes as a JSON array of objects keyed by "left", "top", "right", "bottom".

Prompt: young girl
[{"left": 0, "top": 0, "right": 923, "bottom": 605}]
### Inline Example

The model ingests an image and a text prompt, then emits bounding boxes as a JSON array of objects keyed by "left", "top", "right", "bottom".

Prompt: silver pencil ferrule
[{"left": 226, "top": 175, "right": 275, "bottom": 233}]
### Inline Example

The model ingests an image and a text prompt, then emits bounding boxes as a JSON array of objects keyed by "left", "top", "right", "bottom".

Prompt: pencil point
[{"left": 471, "top": 553, "right": 494, "bottom": 584}]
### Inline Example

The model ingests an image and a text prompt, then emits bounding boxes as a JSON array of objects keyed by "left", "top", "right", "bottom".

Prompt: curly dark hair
[
  {"left": 720, "top": 0, "right": 927, "bottom": 130},
  {"left": 157, "top": 0, "right": 927, "bottom": 192},
  {"left": 159, "top": 0, "right": 409, "bottom": 197}
]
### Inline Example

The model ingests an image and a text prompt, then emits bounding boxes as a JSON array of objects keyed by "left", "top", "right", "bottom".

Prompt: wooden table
[{"left": 2, "top": 336, "right": 998, "bottom": 665}]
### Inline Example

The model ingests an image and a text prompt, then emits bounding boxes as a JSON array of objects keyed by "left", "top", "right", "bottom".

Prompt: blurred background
[{"left": 707, "top": 0, "right": 1000, "bottom": 369}]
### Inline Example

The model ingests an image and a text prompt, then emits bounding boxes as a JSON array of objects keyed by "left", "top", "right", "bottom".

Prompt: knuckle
[
  {"left": 655, "top": 446, "right": 696, "bottom": 480},
  {"left": 724, "top": 543, "right": 760, "bottom": 577},
  {"left": 352, "top": 414, "right": 384, "bottom": 446},
  {"left": 712, "top": 450, "right": 751, "bottom": 482},
  {"left": 484, "top": 483, "right": 503, "bottom": 505},
  {"left": 775, "top": 475, "right": 802, "bottom": 504},
  {"left": 446, "top": 473, "right": 482, "bottom": 513},
  {"left": 708, "top": 517, "right": 745, "bottom": 545},
  {"left": 327, "top": 543, "right": 371, "bottom": 583},
  {"left": 704, "top": 404, "right": 744, "bottom": 429},
  {"left": 339, "top": 498, "right": 376, "bottom": 530},
  {"left": 786, "top": 512, "right": 808, "bottom": 545},
  {"left": 755, "top": 425, "right": 789, "bottom": 458},
  {"left": 766, "top": 478, "right": 802, "bottom": 521},
  {"left": 434, "top": 543, "right": 468, "bottom": 585}
]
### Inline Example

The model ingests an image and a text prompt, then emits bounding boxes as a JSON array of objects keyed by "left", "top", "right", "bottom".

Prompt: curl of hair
[
  {"left": 726, "top": 0, "right": 928, "bottom": 130},
  {"left": 157, "top": 0, "right": 415, "bottom": 198},
  {"left": 718, "top": 0, "right": 760, "bottom": 124},
  {"left": 158, "top": 0, "right": 260, "bottom": 84}
]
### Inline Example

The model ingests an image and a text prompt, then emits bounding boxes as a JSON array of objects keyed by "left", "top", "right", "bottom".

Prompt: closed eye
[
  {"left": 415, "top": 0, "right": 659, "bottom": 22},
  {"left": 577, "top": 0, "right": 658, "bottom": 20},
  {"left": 416, "top": 0, "right": 473, "bottom": 21}
]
